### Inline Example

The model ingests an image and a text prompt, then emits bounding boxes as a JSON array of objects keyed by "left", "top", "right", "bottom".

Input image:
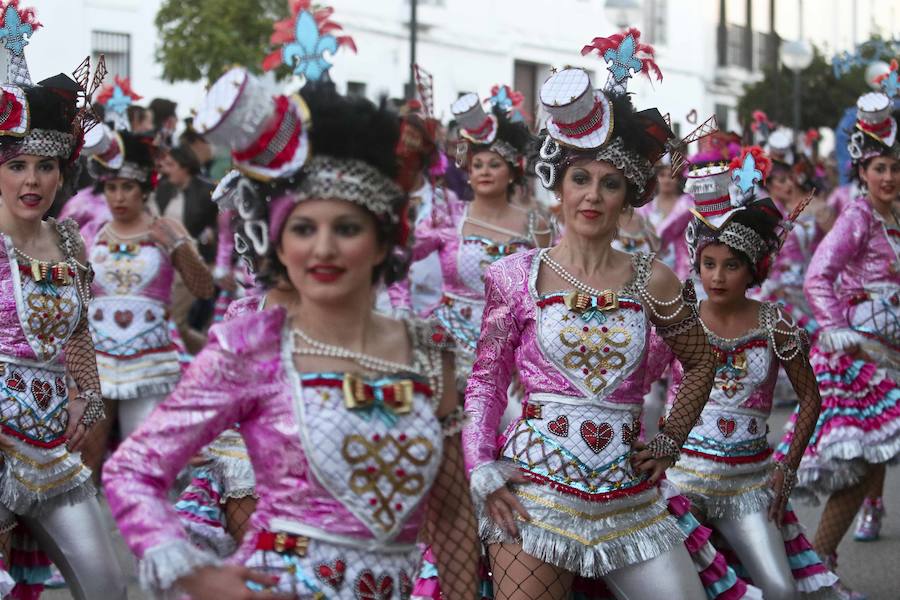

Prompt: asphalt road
[{"left": 43, "top": 405, "right": 900, "bottom": 599}]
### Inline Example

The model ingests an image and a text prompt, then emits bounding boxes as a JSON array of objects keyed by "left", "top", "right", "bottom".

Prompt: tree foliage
[
  {"left": 737, "top": 40, "right": 896, "bottom": 131},
  {"left": 155, "top": 0, "right": 290, "bottom": 83}
]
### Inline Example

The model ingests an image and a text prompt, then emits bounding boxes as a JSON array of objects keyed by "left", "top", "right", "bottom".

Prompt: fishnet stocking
[
  {"left": 813, "top": 466, "right": 875, "bottom": 557},
  {"left": 487, "top": 543, "right": 572, "bottom": 600},
  {"left": 865, "top": 463, "right": 886, "bottom": 500},
  {"left": 422, "top": 432, "right": 480, "bottom": 598},
  {"left": 224, "top": 496, "right": 256, "bottom": 545},
  {"left": 171, "top": 244, "right": 215, "bottom": 300}
]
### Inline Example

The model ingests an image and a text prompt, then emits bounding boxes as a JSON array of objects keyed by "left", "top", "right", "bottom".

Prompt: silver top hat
[
  {"left": 856, "top": 91, "right": 897, "bottom": 148},
  {"left": 195, "top": 66, "right": 309, "bottom": 181},
  {"left": 540, "top": 68, "right": 612, "bottom": 150},
  {"left": 451, "top": 93, "right": 497, "bottom": 144}
]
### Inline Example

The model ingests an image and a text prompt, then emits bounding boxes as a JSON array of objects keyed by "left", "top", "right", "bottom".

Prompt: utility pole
[{"left": 408, "top": 0, "right": 418, "bottom": 100}]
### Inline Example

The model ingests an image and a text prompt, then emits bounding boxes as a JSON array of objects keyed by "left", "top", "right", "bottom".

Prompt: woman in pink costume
[
  {"left": 392, "top": 91, "right": 550, "bottom": 388},
  {"left": 463, "top": 27, "right": 752, "bottom": 596},
  {"left": 103, "top": 57, "right": 480, "bottom": 600},
  {"left": 79, "top": 129, "right": 213, "bottom": 479},
  {"left": 662, "top": 148, "right": 837, "bottom": 599},
  {"left": 775, "top": 90, "right": 900, "bottom": 597},
  {"left": 0, "top": 6, "right": 127, "bottom": 594},
  {"left": 638, "top": 161, "right": 692, "bottom": 279}
]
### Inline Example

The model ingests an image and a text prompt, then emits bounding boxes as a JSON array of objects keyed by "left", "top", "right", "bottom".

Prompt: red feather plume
[
  {"left": 581, "top": 28, "right": 662, "bottom": 83},
  {"left": 263, "top": 0, "right": 356, "bottom": 73},
  {"left": 0, "top": 0, "right": 41, "bottom": 31},
  {"left": 728, "top": 145, "right": 772, "bottom": 184},
  {"left": 95, "top": 76, "right": 142, "bottom": 106}
]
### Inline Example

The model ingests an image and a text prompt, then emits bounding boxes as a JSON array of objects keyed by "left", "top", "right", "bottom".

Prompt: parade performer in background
[
  {"left": 78, "top": 127, "right": 213, "bottom": 482},
  {"left": 103, "top": 5, "right": 480, "bottom": 594},
  {"left": 0, "top": 1, "right": 127, "bottom": 596},
  {"left": 662, "top": 147, "right": 837, "bottom": 598},
  {"left": 462, "top": 30, "right": 753, "bottom": 599},
  {"left": 775, "top": 88, "right": 900, "bottom": 599},
  {"left": 638, "top": 159, "right": 691, "bottom": 278},
  {"left": 59, "top": 76, "right": 143, "bottom": 234},
  {"left": 391, "top": 88, "right": 551, "bottom": 389}
]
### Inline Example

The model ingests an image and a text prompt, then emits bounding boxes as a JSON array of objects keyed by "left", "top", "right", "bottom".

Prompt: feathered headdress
[
  {"left": 95, "top": 76, "right": 141, "bottom": 131},
  {"left": 581, "top": 27, "right": 662, "bottom": 93},
  {"left": 262, "top": 0, "right": 356, "bottom": 81}
]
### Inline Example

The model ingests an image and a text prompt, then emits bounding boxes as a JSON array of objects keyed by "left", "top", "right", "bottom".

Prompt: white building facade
[{"left": 18, "top": 0, "right": 900, "bottom": 139}]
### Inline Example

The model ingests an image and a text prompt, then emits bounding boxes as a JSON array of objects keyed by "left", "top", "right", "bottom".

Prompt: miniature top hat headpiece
[
  {"left": 452, "top": 93, "right": 498, "bottom": 145},
  {"left": 0, "top": 1, "right": 104, "bottom": 164},
  {"left": 539, "top": 69, "right": 613, "bottom": 150},
  {"left": 84, "top": 124, "right": 154, "bottom": 184},
  {"left": 195, "top": 66, "right": 310, "bottom": 181}
]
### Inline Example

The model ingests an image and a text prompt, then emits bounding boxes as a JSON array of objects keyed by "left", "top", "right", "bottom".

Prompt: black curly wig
[
  {"left": 235, "top": 81, "right": 410, "bottom": 290},
  {"left": 539, "top": 90, "right": 672, "bottom": 207},
  {"left": 91, "top": 131, "right": 157, "bottom": 193}
]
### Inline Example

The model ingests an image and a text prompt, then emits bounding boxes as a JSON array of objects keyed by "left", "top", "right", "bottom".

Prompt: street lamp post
[
  {"left": 407, "top": 0, "right": 418, "bottom": 100},
  {"left": 779, "top": 40, "right": 813, "bottom": 137}
]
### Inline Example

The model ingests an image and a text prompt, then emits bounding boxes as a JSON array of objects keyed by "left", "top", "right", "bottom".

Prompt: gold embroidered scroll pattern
[
  {"left": 559, "top": 324, "right": 631, "bottom": 394},
  {"left": 342, "top": 433, "right": 435, "bottom": 533}
]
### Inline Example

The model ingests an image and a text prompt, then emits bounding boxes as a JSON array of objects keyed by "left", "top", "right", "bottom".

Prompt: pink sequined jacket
[
  {"left": 804, "top": 196, "right": 900, "bottom": 353},
  {"left": 103, "top": 307, "right": 443, "bottom": 589},
  {"left": 462, "top": 249, "right": 656, "bottom": 474}
]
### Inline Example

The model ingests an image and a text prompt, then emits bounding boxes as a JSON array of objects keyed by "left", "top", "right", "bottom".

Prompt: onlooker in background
[
  {"left": 155, "top": 145, "right": 217, "bottom": 351},
  {"left": 127, "top": 105, "right": 154, "bottom": 134},
  {"left": 149, "top": 97, "right": 178, "bottom": 148}
]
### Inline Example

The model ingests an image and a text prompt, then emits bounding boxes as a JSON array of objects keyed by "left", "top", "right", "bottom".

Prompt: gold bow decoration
[
  {"left": 564, "top": 290, "right": 619, "bottom": 322},
  {"left": 343, "top": 374, "right": 414, "bottom": 427}
]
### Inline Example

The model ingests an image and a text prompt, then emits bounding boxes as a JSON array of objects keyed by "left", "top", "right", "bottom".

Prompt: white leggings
[
  {"left": 118, "top": 393, "right": 165, "bottom": 439},
  {"left": 604, "top": 545, "right": 706, "bottom": 600},
  {"left": 13, "top": 497, "right": 128, "bottom": 599},
  {"left": 710, "top": 510, "right": 797, "bottom": 600}
]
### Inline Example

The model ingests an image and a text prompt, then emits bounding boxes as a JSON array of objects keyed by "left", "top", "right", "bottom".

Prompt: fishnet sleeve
[
  {"left": 172, "top": 243, "right": 215, "bottom": 300},
  {"left": 643, "top": 267, "right": 716, "bottom": 448},
  {"left": 422, "top": 352, "right": 480, "bottom": 598},
  {"left": 771, "top": 305, "right": 820, "bottom": 472},
  {"left": 62, "top": 224, "right": 100, "bottom": 398}
]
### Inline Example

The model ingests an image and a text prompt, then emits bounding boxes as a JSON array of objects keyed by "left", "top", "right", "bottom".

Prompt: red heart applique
[
  {"left": 31, "top": 379, "right": 53, "bottom": 411},
  {"left": 621, "top": 418, "right": 641, "bottom": 445},
  {"left": 748, "top": 418, "right": 758, "bottom": 435},
  {"left": 5, "top": 371, "right": 25, "bottom": 392},
  {"left": 92, "top": 308, "right": 103, "bottom": 321},
  {"left": 355, "top": 570, "right": 393, "bottom": 600},
  {"left": 314, "top": 558, "right": 346, "bottom": 590},
  {"left": 114, "top": 310, "right": 133, "bottom": 329},
  {"left": 580, "top": 421, "right": 614, "bottom": 454},
  {"left": 717, "top": 417, "right": 736, "bottom": 438},
  {"left": 547, "top": 415, "right": 569, "bottom": 437},
  {"left": 145, "top": 310, "right": 156, "bottom": 323},
  {"left": 54, "top": 377, "right": 66, "bottom": 397}
]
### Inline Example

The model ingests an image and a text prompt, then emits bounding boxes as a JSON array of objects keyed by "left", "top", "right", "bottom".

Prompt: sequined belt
[
  {"left": 528, "top": 392, "right": 642, "bottom": 412},
  {"left": 266, "top": 518, "right": 417, "bottom": 553},
  {"left": 255, "top": 531, "right": 311, "bottom": 557}
]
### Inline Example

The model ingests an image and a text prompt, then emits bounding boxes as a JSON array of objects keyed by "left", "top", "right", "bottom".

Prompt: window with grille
[
  {"left": 645, "top": 0, "right": 668, "bottom": 46},
  {"left": 92, "top": 31, "right": 130, "bottom": 79}
]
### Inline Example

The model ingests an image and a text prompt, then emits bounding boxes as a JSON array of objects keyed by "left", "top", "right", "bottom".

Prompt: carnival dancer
[
  {"left": 0, "top": 1, "right": 127, "bottom": 596},
  {"left": 637, "top": 160, "right": 691, "bottom": 278},
  {"left": 662, "top": 147, "right": 837, "bottom": 599},
  {"left": 59, "top": 76, "right": 143, "bottom": 234},
  {"left": 103, "top": 24, "right": 480, "bottom": 596},
  {"left": 79, "top": 127, "right": 214, "bottom": 480},
  {"left": 775, "top": 89, "right": 900, "bottom": 599},
  {"left": 463, "top": 31, "right": 752, "bottom": 599},
  {"left": 391, "top": 88, "right": 551, "bottom": 388}
]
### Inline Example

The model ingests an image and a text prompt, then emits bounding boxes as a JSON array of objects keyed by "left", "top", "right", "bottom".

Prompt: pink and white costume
[
  {"left": 665, "top": 303, "right": 837, "bottom": 596},
  {"left": 462, "top": 249, "right": 755, "bottom": 597},
  {"left": 776, "top": 196, "right": 900, "bottom": 496},
  {"left": 104, "top": 307, "right": 454, "bottom": 598},
  {"left": 638, "top": 194, "right": 693, "bottom": 279},
  {"left": 393, "top": 201, "right": 544, "bottom": 387}
]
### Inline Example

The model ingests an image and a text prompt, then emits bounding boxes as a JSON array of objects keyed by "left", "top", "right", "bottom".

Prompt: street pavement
[{"left": 44, "top": 406, "right": 900, "bottom": 599}]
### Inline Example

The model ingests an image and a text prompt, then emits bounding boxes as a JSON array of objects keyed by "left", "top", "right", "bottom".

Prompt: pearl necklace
[
  {"left": 540, "top": 251, "right": 606, "bottom": 296},
  {"left": 291, "top": 327, "right": 413, "bottom": 374}
]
